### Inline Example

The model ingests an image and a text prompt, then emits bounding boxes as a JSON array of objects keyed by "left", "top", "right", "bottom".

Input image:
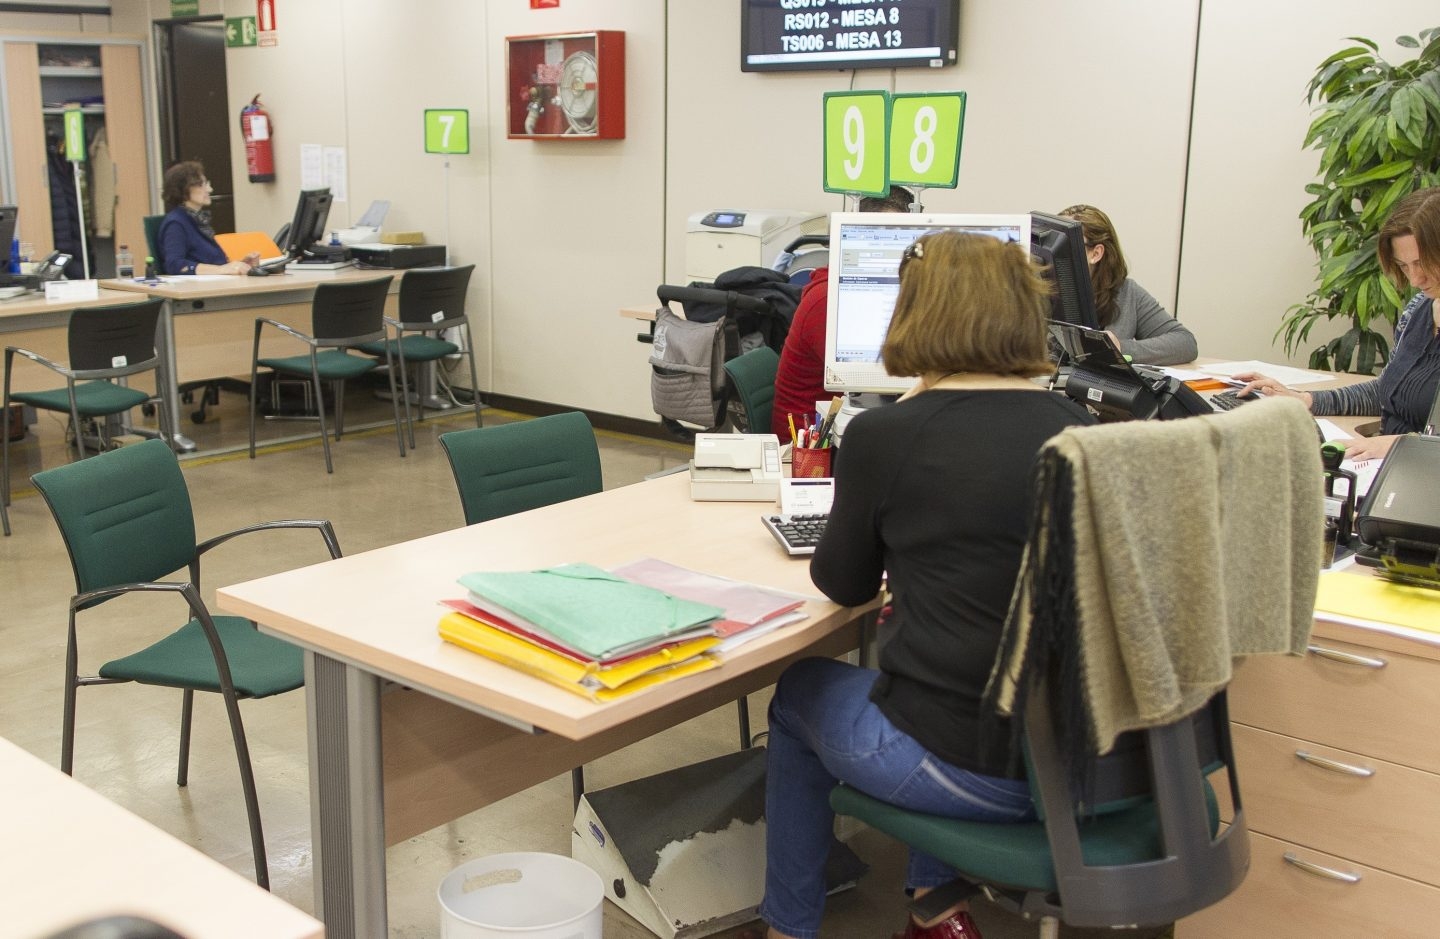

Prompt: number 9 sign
[
  {"left": 822, "top": 91, "right": 890, "bottom": 196},
  {"left": 888, "top": 92, "right": 965, "bottom": 189}
]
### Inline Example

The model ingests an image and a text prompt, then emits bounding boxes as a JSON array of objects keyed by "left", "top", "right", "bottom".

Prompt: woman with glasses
[
  {"left": 1059, "top": 203, "right": 1198, "bottom": 365},
  {"left": 750, "top": 232, "right": 1095, "bottom": 939},
  {"left": 157, "top": 161, "right": 258, "bottom": 276}
]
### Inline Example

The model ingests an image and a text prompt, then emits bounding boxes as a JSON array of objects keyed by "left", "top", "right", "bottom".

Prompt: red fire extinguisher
[{"left": 240, "top": 94, "right": 275, "bottom": 183}]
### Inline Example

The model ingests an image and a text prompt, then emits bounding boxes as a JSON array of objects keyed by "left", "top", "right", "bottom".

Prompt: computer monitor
[
  {"left": 277, "top": 188, "right": 333, "bottom": 257},
  {"left": 0, "top": 205, "right": 17, "bottom": 261},
  {"left": 823, "top": 212, "right": 1032, "bottom": 395},
  {"left": 1029, "top": 211, "right": 1098, "bottom": 329}
]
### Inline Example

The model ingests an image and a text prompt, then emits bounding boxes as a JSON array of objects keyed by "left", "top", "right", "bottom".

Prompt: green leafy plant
[{"left": 1280, "top": 28, "right": 1440, "bottom": 374}]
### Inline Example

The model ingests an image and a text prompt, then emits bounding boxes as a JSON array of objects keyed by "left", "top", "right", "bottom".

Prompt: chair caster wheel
[{"left": 191, "top": 411, "right": 207, "bottom": 424}]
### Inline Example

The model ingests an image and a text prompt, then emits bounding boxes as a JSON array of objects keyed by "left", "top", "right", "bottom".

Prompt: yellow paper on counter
[{"left": 1314, "top": 570, "right": 1440, "bottom": 634}]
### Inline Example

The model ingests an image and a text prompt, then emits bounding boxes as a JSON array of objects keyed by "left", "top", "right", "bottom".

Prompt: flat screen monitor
[
  {"left": 740, "top": 0, "right": 959, "bottom": 73},
  {"left": 1030, "top": 211, "right": 1098, "bottom": 329},
  {"left": 0, "top": 205, "right": 17, "bottom": 259},
  {"left": 278, "top": 188, "right": 333, "bottom": 257},
  {"left": 823, "top": 212, "right": 1033, "bottom": 395}
]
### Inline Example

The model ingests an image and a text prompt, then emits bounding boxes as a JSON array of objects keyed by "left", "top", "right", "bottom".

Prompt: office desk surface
[
  {"left": 101, "top": 266, "right": 400, "bottom": 301},
  {"left": 0, "top": 287, "right": 143, "bottom": 322},
  {"left": 217, "top": 470, "right": 857, "bottom": 741},
  {"left": 0, "top": 736, "right": 323, "bottom": 939}
]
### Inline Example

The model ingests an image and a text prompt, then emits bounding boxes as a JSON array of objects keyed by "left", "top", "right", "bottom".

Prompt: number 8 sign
[
  {"left": 822, "top": 91, "right": 890, "bottom": 197},
  {"left": 888, "top": 92, "right": 965, "bottom": 189}
]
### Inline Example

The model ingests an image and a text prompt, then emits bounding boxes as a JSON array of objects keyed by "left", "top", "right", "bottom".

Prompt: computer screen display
[
  {"left": 279, "top": 188, "right": 333, "bottom": 257},
  {"left": 1030, "top": 211, "right": 1098, "bottom": 329},
  {"left": 823, "top": 212, "right": 1032, "bottom": 395}
]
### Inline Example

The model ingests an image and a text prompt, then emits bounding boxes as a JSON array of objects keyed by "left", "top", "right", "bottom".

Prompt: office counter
[{"left": 0, "top": 735, "right": 323, "bottom": 939}]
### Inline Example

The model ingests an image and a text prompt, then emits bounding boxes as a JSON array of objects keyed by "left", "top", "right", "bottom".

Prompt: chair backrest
[
  {"left": 142, "top": 214, "right": 164, "bottom": 270},
  {"left": 31, "top": 439, "right": 197, "bottom": 600},
  {"left": 439, "top": 412, "right": 602, "bottom": 525},
  {"left": 396, "top": 264, "right": 475, "bottom": 329},
  {"left": 722, "top": 345, "right": 779, "bottom": 434},
  {"left": 311, "top": 276, "right": 394, "bottom": 343},
  {"left": 66, "top": 299, "right": 164, "bottom": 376}
]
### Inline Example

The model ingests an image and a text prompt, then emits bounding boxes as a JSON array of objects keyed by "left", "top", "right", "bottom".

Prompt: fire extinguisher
[{"left": 240, "top": 94, "right": 275, "bottom": 183}]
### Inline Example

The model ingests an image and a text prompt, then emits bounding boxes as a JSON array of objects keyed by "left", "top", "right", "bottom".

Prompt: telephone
[
  {"left": 33, "top": 251, "right": 71, "bottom": 282},
  {"left": 689, "top": 432, "right": 782, "bottom": 502}
]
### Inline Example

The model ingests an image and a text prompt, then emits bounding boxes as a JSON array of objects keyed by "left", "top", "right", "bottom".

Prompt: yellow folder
[
  {"left": 438, "top": 612, "right": 720, "bottom": 701},
  {"left": 1314, "top": 570, "right": 1440, "bottom": 634}
]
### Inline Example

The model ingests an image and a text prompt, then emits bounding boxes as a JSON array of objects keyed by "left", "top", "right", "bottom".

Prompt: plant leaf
[
  {"left": 1397, "top": 34, "right": 1420, "bottom": 49},
  {"left": 1335, "top": 160, "right": 1412, "bottom": 187}
]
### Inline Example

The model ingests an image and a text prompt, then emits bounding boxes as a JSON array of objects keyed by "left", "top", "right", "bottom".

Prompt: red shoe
[{"left": 898, "top": 909, "right": 983, "bottom": 939}]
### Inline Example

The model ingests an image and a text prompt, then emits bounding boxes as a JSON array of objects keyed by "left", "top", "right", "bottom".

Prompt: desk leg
[
  {"left": 156, "top": 299, "right": 196, "bottom": 452},
  {"left": 306, "top": 652, "right": 386, "bottom": 939}
]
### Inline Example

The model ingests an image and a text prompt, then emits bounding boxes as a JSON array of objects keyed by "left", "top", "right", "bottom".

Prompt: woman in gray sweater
[{"left": 1060, "top": 204, "right": 1199, "bottom": 365}]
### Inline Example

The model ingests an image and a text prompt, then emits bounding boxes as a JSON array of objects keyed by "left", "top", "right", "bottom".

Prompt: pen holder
[{"left": 791, "top": 447, "right": 832, "bottom": 479}]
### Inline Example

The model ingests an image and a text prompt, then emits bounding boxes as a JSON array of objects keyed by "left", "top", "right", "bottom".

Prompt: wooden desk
[
  {"left": 101, "top": 269, "right": 401, "bottom": 451},
  {"left": 216, "top": 471, "right": 870, "bottom": 939},
  {"left": 0, "top": 288, "right": 151, "bottom": 393},
  {"left": 0, "top": 736, "right": 323, "bottom": 939}
]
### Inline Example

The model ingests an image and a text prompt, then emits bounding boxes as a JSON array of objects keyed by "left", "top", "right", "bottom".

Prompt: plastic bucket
[{"left": 438, "top": 852, "right": 604, "bottom": 939}]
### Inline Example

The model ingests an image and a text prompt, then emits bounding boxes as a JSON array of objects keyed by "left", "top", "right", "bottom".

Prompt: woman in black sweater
[{"left": 754, "top": 232, "right": 1094, "bottom": 939}]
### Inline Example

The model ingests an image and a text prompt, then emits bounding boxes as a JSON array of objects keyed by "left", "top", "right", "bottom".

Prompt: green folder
[{"left": 458, "top": 563, "right": 725, "bottom": 660}]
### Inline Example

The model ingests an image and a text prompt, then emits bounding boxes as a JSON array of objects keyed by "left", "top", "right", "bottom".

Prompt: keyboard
[
  {"left": 1209, "top": 390, "right": 1256, "bottom": 411},
  {"left": 762, "top": 513, "right": 829, "bottom": 556}
]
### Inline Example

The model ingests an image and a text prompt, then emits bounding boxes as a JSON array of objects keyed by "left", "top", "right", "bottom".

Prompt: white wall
[{"left": 107, "top": 1, "right": 1440, "bottom": 422}]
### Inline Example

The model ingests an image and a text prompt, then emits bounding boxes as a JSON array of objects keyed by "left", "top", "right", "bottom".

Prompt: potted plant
[{"left": 1280, "top": 28, "right": 1440, "bottom": 374}]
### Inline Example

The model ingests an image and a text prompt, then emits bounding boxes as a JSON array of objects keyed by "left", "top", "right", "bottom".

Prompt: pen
[{"left": 787, "top": 413, "right": 797, "bottom": 446}]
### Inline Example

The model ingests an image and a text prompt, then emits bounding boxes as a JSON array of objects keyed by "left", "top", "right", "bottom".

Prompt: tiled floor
[{"left": 1, "top": 384, "right": 1170, "bottom": 938}]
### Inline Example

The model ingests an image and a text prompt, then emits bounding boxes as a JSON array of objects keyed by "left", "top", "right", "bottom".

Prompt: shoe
[{"left": 897, "top": 909, "right": 984, "bottom": 939}]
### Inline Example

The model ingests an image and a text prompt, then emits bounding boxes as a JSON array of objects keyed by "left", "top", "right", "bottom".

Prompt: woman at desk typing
[
  {"left": 1059, "top": 203, "right": 1198, "bottom": 366},
  {"left": 753, "top": 233, "right": 1095, "bottom": 939},
  {"left": 157, "top": 161, "right": 258, "bottom": 276},
  {"left": 1235, "top": 186, "right": 1440, "bottom": 461}
]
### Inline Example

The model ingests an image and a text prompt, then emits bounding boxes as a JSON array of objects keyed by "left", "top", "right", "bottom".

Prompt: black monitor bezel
[
  {"left": 282, "top": 188, "right": 333, "bottom": 257},
  {"left": 740, "top": 0, "right": 960, "bottom": 73},
  {"left": 1030, "top": 210, "right": 1099, "bottom": 330}
]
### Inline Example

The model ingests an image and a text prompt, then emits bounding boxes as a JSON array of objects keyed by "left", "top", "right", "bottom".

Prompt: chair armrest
[
  {"left": 5, "top": 345, "right": 70, "bottom": 378},
  {"left": 196, "top": 518, "right": 343, "bottom": 561},
  {"left": 254, "top": 317, "right": 315, "bottom": 345},
  {"left": 72, "top": 579, "right": 197, "bottom": 615}
]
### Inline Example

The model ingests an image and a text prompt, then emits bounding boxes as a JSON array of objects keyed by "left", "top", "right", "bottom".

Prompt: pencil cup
[{"left": 791, "top": 447, "right": 832, "bottom": 478}]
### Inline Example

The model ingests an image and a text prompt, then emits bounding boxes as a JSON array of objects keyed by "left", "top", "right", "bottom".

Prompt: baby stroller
[{"left": 648, "top": 265, "right": 802, "bottom": 437}]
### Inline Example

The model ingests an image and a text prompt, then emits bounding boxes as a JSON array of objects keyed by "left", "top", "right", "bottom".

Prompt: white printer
[{"left": 685, "top": 209, "right": 826, "bottom": 282}]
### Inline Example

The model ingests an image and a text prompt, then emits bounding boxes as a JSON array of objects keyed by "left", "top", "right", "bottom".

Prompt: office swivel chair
[
  {"left": 30, "top": 438, "right": 343, "bottom": 889},
  {"left": 248, "top": 276, "right": 406, "bottom": 473},
  {"left": 2, "top": 298, "right": 171, "bottom": 537},
  {"left": 355, "top": 264, "right": 481, "bottom": 448},
  {"left": 721, "top": 345, "right": 779, "bottom": 434}
]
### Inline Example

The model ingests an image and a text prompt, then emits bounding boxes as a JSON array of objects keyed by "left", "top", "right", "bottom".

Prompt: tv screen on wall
[{"left": 741, "top": 0, "right": 960, "bottom": 73}]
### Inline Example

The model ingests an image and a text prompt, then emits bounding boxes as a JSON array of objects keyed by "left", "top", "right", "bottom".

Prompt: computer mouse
[{"left": 246, "top": 266, "right": 271, "bottom": 277}]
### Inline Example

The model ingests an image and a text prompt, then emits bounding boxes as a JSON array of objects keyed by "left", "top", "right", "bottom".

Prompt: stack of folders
[{"left": 438, "top": 560, "right": 810, "bottom": 701}]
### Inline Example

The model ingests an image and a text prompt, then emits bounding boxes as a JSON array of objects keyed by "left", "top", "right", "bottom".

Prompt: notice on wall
[
  {"left": 299, "top": 144, "right": 323, "bottom": 190},
  {"left": 258, "top": 0, "right": 278, "bottom": 47},
  {"left": 323, "top": 147, "right": 348, "bottom": 203}
]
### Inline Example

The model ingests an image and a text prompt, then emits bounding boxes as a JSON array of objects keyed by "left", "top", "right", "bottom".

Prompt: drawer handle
[
  {"left": 1295, "top": 750, "right": 1375, "bottom": 777},
  {"left": 1307, "top": 644, "right": 1387, "bottom": 669},
  {"left": 1283, "top": 851, "right": 1362, "bottom": 884}
]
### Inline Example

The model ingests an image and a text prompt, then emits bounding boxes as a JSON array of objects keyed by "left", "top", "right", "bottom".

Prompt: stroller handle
[
  {"left": 656, "top": 284, "right": 772, "bottom": 316},
  {"left": 782, "top": 234, "right": 829, "bottom": 253}
]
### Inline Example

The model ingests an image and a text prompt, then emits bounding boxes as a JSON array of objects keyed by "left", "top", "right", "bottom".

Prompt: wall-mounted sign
[
  {"left": 171, "top": 0, "right": 199, "bottom": 15},
  {"left": 425, "top": 109, "right": 471, "bottom": 154},
  {"left": 887, "top": 92, "right": 965, "bottom": 189},
  {"left": 822, "top": 91, "right": 889, "bottom": 196},
  {"left": 225, "top": 17, "right": 258, "bottom": 48},
  {"left": 258, "top": 0, "right": 278, "bottom": 47}
]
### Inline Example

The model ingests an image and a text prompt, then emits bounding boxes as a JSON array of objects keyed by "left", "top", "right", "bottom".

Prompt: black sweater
[{"left": 810, "top": 388, "right": 1094, "bottom": 777}]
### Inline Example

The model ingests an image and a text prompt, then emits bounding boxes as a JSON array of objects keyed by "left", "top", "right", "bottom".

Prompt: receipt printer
[{"left": 689, "top": 433, "right": 782, "bottom": 502}]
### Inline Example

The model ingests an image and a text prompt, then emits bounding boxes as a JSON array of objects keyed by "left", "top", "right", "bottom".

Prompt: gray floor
[{"left": 0, "top": 383, "right": 1168, "bottom": 939}]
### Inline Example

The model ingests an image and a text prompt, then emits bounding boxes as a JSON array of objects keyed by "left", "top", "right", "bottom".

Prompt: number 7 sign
[{"left": 424, "top": 109, "right": 471, "bottom": 155}]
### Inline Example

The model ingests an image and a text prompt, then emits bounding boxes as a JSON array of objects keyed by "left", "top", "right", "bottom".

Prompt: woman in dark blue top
[
  {"left": 1237, "top": 187, "right": 1440, "bottom": 461},
  {"left": 156, "top": 161, "right": 257, "bottom": 276}
]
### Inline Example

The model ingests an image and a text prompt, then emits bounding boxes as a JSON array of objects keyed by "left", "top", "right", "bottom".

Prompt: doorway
[{"left": 153, "top": 18, "right": 235, "bottom": 234}]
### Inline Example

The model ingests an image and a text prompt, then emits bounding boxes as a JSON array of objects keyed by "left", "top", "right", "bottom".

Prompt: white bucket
[{"left": 438, "top": 852, "right": 604, "bottom": 939}]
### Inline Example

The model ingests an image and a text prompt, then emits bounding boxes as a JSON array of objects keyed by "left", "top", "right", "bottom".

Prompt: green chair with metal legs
[
  {"left": 3, "top": 298, "right": 171, "bottom": 537},
  {"left": 30, "top": 438, "right": 344, "bottom": 890},
  {"left": 248, "top": 275, "right": 406, "bottom": 473}
]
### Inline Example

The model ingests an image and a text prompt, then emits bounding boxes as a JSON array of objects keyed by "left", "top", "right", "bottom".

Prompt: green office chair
[
  {"left": 248, "top": 276, "right": 406, "bottom": 473},
  {"left": 440, "top": 412, "right": 603, "bottom": 806},
  {"left": 142, "top": 213, "right": 165, "bottom": 272},
  {"left": 355, "top": 265, "right": 481, "bottom": 448},
  {"left": 722, "top": 345, "right": 779, "bottom": 434},
  {"left": 2, "top": 298, "right": 172, "bottom": 537},
  {"left": 30, "top": 438, "right": 343, "bottom": 890}
]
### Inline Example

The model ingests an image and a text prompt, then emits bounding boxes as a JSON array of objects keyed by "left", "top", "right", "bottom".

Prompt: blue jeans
[{"left": 758, "top": 657, "right": 1033, "bottom": 939}]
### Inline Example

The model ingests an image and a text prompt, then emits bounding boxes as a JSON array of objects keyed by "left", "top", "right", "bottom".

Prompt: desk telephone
[
  {"left": 0, "top": 251, "right": 69, "bottom": 293},
  {"left": 689, "top": 433, "right": 782, "bottom": 502}
]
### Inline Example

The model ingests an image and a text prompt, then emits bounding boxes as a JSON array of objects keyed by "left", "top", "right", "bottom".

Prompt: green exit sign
[
  {"left": 226, "top": 17, "right": 258, "bottom": 48},
  {"left": 171, "top": 0, "right": 199, "bottom": 15}
]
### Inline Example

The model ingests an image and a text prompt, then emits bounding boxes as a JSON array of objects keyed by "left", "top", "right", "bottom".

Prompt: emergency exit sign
[
  {"left": 171, "top": 0, "right": 199, "bottom": 15},
  {"left": 226, "top": 17, "right": 258, "bottom": 48}
]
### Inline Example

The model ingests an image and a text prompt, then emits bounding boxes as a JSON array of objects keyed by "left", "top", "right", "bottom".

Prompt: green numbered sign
[
  {"left": 822, "top": 91, "right": 890, "bottom": 197},
  {"left": 63, "top": 109, "right": 85, "bottom": 162},
  {"left": 888, "top": 92, "right": 965, "bottom": 189},
  {"left": 424, "top": 109, "right": 470, "bottom": 154}
]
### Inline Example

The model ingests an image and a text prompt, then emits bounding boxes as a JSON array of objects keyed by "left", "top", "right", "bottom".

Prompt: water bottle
[{"left": 116, "top": 243, "right": 134, "bottom": 279}]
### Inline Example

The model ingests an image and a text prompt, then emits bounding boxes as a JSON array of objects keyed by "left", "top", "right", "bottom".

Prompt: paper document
[
  {"left": 1198, "top": 360, "right": 1334, "bottom": 386},
  {"left": 1314, "top": 569, "right": 1440, "bottom": 638}
]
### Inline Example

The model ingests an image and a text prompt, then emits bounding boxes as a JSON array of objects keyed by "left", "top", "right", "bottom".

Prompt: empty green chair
[
  {"left": 31, "top": 438, "right": 344, "bottom": 889},
  {"left": 3, "top": 298, "right": 171, "bottom": 537},
  {"left": 723, "top": 345, "right": 779, "bottom": 434},
  {"left": 355, "top": 264, "right": 481, "bottom": 448},
  {"left": 439, "top": 411, "right": 603, "bottom": 525},
  {"left": 248, "top": 275, "right": 406, "bottom": 473}
]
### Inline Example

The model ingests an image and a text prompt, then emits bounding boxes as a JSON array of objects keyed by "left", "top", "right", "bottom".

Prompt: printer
[
  {"left": 349, "top": 243, "right": 448, "bottom": 269},
  {"left": 685, "top": 209, "right": 826, "bottom": 282},
  {"left": 689, "top": 433, "right": 782, "bottom": 502}
]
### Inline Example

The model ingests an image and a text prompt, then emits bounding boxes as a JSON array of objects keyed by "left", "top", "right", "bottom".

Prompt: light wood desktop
[
  {"left": 0, "top": 287, "right": 149, "bottom": 393},
  {"left": 216, "top": 470, "right": 872, "bottom": 939},
  {"left": 0, "top": 735, "right": 323, "bottom": 939}
]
